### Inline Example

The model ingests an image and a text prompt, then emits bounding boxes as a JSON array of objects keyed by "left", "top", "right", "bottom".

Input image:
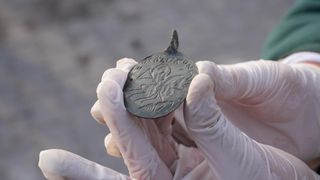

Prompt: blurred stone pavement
[{"left": 0, "top": 0, "right": 292, "bottom": 179}]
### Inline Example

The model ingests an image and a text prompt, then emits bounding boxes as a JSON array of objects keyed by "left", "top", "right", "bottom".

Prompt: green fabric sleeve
[{"left": 262, "top": 0, "right": 320, "bottom": 60}]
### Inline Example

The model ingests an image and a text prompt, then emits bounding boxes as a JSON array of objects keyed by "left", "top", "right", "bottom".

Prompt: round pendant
[{"left": 123, "top": 30, "right": 198, "bottom": 118}]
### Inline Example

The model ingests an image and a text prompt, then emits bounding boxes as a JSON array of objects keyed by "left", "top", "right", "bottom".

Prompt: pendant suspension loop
[{"left": 166, "top": 30, "right": 179, "bottom": 54}]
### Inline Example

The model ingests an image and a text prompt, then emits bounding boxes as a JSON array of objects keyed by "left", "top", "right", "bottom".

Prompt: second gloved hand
[{"left": 196, "top": 57, "right": 320, "bottom": 161}]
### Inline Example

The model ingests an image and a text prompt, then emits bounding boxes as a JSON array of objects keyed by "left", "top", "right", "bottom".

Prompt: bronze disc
[{"left": 123, "top": 30, "right": 198, "bottom": 118}]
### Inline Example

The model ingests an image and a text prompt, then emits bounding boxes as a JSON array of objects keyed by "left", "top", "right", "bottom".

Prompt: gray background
[{"left": 0, "top": 0, "right": 292, "bottom": 179}]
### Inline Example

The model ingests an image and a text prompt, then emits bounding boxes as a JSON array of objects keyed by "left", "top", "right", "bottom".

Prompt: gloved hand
[
  {"left": 96, "top": 56, "right": 320, "bottom": 179},
  {"left": 195, "top": 52, "right": 320, "bottom": 162},
  {"left": 39, "top": 54, "right": 320, "bottom": 180}
]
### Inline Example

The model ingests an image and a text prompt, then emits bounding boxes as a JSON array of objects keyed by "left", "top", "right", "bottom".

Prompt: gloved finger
[
  {"left": 105, "top": 133, "right": 122, "bottom": 158},
  {"left": 196, "top": 60, "right": 253, "bottom": 100},
  {"left": 93, "top": 58, "right": 137, "bottom": 124},
  {"left": 97, "top": 80, "right": 172, "bottom": 179},
  {"left": 183, "top": 74, "right": 229, "bottom": 174},
  {"left": 196, "top": 61, "right": 235, "bottom": 100},
  {"left": 95, "top": 67, "right": 129, "bottom": 124},
  {"left": 101, "top": 58, "right": 137, "bottom": 90},
  {"left": 93, "top": 69, "right": 127, "bottom": 125},
  {"left": 184, "top": 73, "right": 220, "bottom": 132},
  {"left": 116, "top": 57, "right": 137, "bottom": 72},
  {"left": 101, "top": 58, "right": 136, "bottom": 82},
  {"left": 196, "top": 60, "right": 297, "bottom": 102},
  {"left": 100, "top": 68, "right": 128, "bottom": 88},
  {"left": 91, "top": 100, "right": 105, "bottom": 124},
  {"left": 90, "top": 105, "right": 124, "bottom": 158},
  {"left": 38, "top": 149, "right": 130, "bottom": 180}
]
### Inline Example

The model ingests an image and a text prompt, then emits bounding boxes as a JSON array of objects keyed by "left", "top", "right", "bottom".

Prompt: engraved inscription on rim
[{"left": 124, "top": 54, "right": 197, "bottom": 118}]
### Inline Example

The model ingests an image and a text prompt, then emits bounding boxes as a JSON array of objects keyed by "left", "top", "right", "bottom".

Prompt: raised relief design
[{"left": 123, "top": 30, "right": 198, "bottom": 118}]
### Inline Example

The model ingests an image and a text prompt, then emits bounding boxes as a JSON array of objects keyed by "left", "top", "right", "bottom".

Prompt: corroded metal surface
[{"left": 123, "top": 30, "right": 198, "bottom": 118}]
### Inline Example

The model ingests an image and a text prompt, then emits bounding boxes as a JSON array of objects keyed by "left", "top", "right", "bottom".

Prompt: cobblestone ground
[{"left": 0, "top": 0, "right": 292, "bottom": 179}]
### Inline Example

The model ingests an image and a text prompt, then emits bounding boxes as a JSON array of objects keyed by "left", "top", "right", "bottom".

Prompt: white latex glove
[
  {"left": 195, "top": 52, "right": 320, "bottom": 162},
  {"left": 93, "top": 54, "right": 319, "bottom": 179},
  {"left": 178, "top": 52, "right": 320, "bottom": 179},
  {"left": 39, "top": 54, "right": 320, "bottom": 179}
]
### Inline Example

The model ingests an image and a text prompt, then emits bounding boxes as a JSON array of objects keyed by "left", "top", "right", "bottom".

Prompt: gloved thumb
[
  {"left": 196, "top": 60, "right": 298, "bottom": 103},
  {"left": 184, "top": 73, "right": 221, "bottom": 132}
]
